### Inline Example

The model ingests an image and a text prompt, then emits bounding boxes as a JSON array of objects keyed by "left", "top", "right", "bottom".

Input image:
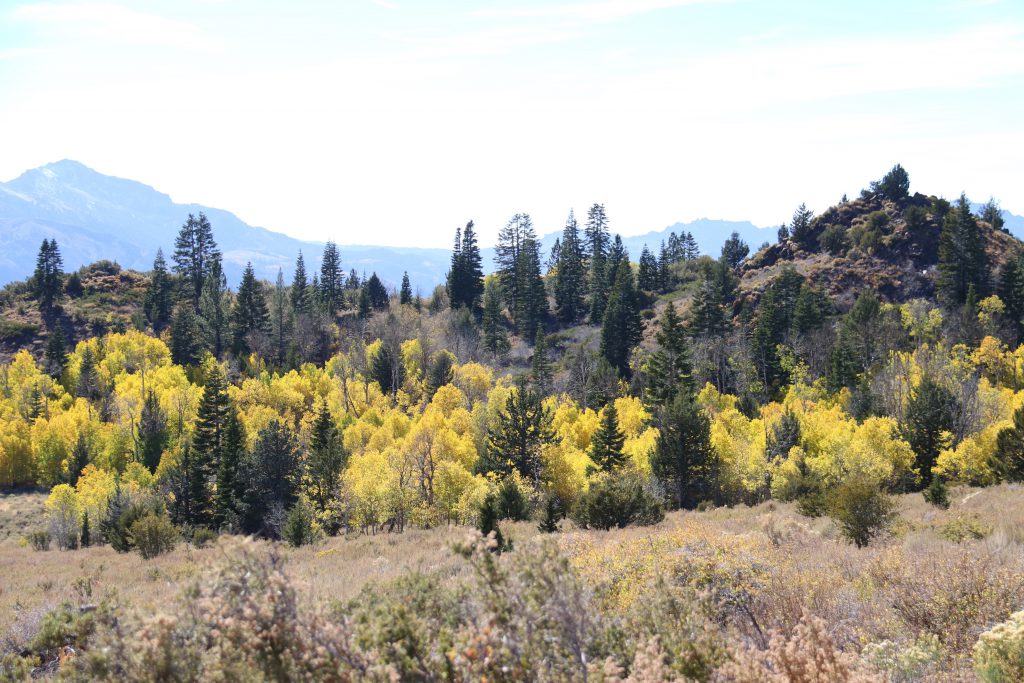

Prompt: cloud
[
  {"left": 12, "top": 2, "right": 220, "bottom": 51},
  {"left": 472, "top": 0, "right": 724, "bottom": 22},
  {"left": 371, "top": 0, "right": 398, "bottom": 9}
]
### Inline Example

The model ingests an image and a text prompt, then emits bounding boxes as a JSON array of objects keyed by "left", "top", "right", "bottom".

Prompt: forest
[{"left": 3, "top": 165, "right": 1024, "bottom": 680}]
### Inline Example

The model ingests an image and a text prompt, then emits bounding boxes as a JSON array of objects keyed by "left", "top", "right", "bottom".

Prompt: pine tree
[
  {"left": 517, "top": 237, "right": 548, "bottom": 341},
  {"left": 637, "top": 246, "right": 659, "bottom": 291},
  {"left": 44, "top": 325, "right": 68, "bottom": 379},
  {"left": 554, "top": 210, "right": 586, "bottom": 323},
  {"left": 170, "top": 302, "right": 203, "bottom": 366},
  {"left": 76, "top": 346, "right": 101, "bottom": 401},
  {"left": 789, "top": 203, "right": 816, "bottom": 251},
  {"left": 900, "top": 376, "right": 957, "bottom": 489},
  {"left": 980, "top": 198, "right": 1005, "bottom": 230},
  {"left": 32, "top": 239, "right": 64, "bottom": 314},
  {"left": 600, "top": 260, "right": 642, "bottom": 376},
  {"left": 683, "top": 231, "right": 700, "bottom": 260},
  {"left": 994, "top": 403, "right": 1024, "bottom": 482},
  {"left": 231, "top": 262, "right": 270, "bottom": 357},
  {"left": 870, "top": 163, "right": 911, "bottom": 201},
  {"left": 766, "top": 408, "right": 801, "bottom": 461},
  {"left": 720, "top": 231, "right": 749, "bottom": 268},
  {"left": 425, "top": 350, "right": 456, "bottom": 400},
  {"left": 537, "top": 495, "right": 561, "bottom": 533},
  {"left": 346, "top": 269, "right": 360, "bottom": 290},
  {"left": 364, "top": 273, "right": 390, "bottom": 311},
  {"left": 645, "top": 302, "right": 692, "bottom": 412},
  {"left": 291, "top": 251, "right": 310, "bottom": 314},
  {"left": 215, "top": 408, "right": 246, "bottom": 528},
  {"left": 531, "top": 330, "right": 553, "bottom": 394},
  {"left": 145, "top": 248, "right": 174, "bottom": 332},
  {"left": 199, "top": 260, "right": 230, "bottom": 358},
  {"left": 190, "top": 364, "right": 231, "bottom": 526},
  {"left": 651, "top": 394, "right": 718, "bottom": 509},
  {"left": 481, "top": 278, "right": 510, "bottom": 360},
  {"left": 479, "top": 381, "right": 553, "bottom": 485},
  {"left": 400, "top": 272, "right": 413, "bottom": 305},
  {"left": 138, "top": 390, "right": 168, "bottom": 473},
  {"left": 67, "top": 432, "right": 91, "bottom": 486},
  {"left": 308, "top": 401, "right": 346, "bottom": 513},
  {"left": 585, "top": 204, "right": 611, "bottom": 323},
  {"left": 319, "top": 241, "right": 345, "bottom": 313},
  {"left": 80, "top": 512, "right": 91, "bottom": 548},
  {"left": 689, "top": 265, "right": 730, "bottom": 338},
  {"left": 495, "top": 213, "right": 535, "bottom": 327},
  {"left": 370, "top": 342, "right": 405, "bottom": 396},
  {"left": 590, "top": 402, "right": 627, "bottom": 472},
  {"left": 239, "top": 420, "right": 302, "bottom": 536},
  {"left": 657, "top": 241, "right": 671, "bottom": 291},
  {"left": 448, "top": 221, "right": 485, "bottom": 313},
  {"left": 938, "top": 193, "right": 989, "bottom": 306},
  {"left": 172, "top": 213, "right": 220, "bottom": 305},
  {"left": 270, "top": 268, "right": 291, "bottom": 367}
]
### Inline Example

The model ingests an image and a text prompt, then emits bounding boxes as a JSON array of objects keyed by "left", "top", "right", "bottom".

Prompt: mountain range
[{"left": 1, "top": 160, "right": 1019, "bottom": 291}]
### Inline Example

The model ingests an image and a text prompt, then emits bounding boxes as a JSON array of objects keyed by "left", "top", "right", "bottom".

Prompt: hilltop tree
[
  {"left": 32, "top": 239, "right": 64, "bottom": 314},
  {"left": 291, "top": 252, "right": 310, "bottom": 314},
  {"left": 400, "top": 272, "right": 413, "bottom": 305},
  {"left": 590, "top": 402, "right": 627, "bottom": 472},
  {"left": 363, "top": 273, "right": 390, "bottom": 311},
  {"left": 479, "top": 382, "right": 553, "bottom": 485},
  {"left": 938, "top": 194, "right": 989, "bottom": 306},
  {"left": 231, "top": 262, "right": 270, "bottom": 357},
  {"left": 651, "top": 394, "right": 718, "bottom": 509},
  {"left": 645, "top": 302, "right": 693, "bottom": 412},
  {"left": 319, "top": 241, "right": 344, "bottom": 313},
  {"left": 600, "top": 260, "right": 642, "bottom": 376},
  {"left": 172, "top": 212, "right": 220, "bottom": 305},
  {"left": 447, "top": 221, "right": 484, "bottom": 313},
  {"left": 145, "top": 248, "right": 174, "bottom": 332},
  {"left": 721, "top": 231, "right": 749, "bottom": 268},
  {"left": 481, "top": 277, "right": 510, "bottom": 360},
  {"left": 495, "top": 213, "right": 534, "bottom": 323},
  {"left": 870, "top": 164, "right": 911, "bottom": 202},
  {"left": 980, "top": 198, "right": 1005, "bottom": 230},
  {"left": 554, "top": 210, "right": 587, "bottom": 322},
  {"left": 586, "top": 203, "right": 611, "bottom": 323},
  {"left": 789, "top": 203, "right": 816, "bottom": 250}
]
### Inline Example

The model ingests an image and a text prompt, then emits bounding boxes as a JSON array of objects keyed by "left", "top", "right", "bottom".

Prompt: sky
[{"left": 1, "top": 0, "right": 1022, "bottom": 248}]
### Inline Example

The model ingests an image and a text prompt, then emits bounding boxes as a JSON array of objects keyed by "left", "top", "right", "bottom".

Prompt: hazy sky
[{"left": 1, "top": 0, "right": 1022, "bottom": 247}]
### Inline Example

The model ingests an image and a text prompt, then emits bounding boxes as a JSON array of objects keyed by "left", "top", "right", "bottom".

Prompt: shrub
[
  {"left": 101, "top": 490, "right": 157, "bottom": 552},
  {"left": 190, "top": 527, "right": 218, "bottom": 548},
  {"left": 129, "top": 512, "right": 179, "bottom": 560},
  {"left": 537, "top": 494, "right": 562, "bottom": 533},
  {"left": 975, "top": 610, "right": 1024, "bottom": 682},
  {"left": 923, "top": 477, "right": 950, "bottom": 508},
  {"left": 477, "top": 492, "right": 511, "bottom": 553},
  {"left": 282, "top": 499, "right": 319, "bottom": 548},
  {"left": 829, "top": 476, "right": 897, "bottom": 547},
  {"left": 818, "top": 224, "right": 850, "bottom": 256},
  {"left": 495, "top": 475, "right": 531, "bottom": 521},
  {"left": 937, "top": 515, "right": 992, "bottom": 543},
  {"left": 27, "top": 529, "right": 51, "bottom": 551},
  {"left": 571, "top": 471, "right": 664, "bottom": 531}
]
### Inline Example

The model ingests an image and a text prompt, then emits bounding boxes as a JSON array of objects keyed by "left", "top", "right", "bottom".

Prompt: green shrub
[
  {"left": 282, "top": 499, "right": 319, "bottom": 548},
  {"left": 923, "top": 477, "right": 950, "bottom": 509},
  {"left": 571, "top": 471, "right": 664, "bottom": 531},
  {"left": 818, "top": 224, "right": 850, "bottom": 255},
  {"left": 129, "top": 512, "right": 179, "bottom": 559},
  {"left": 191, "top": 527, "right": 218, "bottom": 548},
  {"left": 829, "top": 476, "right": 897, "bottom": 547},
  {"left": 938, "top": 515, "right": 992, "bottom": 543},
  {"left": 495, "top": 476, "right": 531, "bottom": 521},
  {"left": 974, "top": 611, "right": 1024, "bottom": 682},
  {"left": 27, "top": 529, "right": 51, "bottom": 551}
]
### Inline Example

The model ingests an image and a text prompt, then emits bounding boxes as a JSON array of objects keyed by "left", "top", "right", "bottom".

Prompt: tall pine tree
[
  {"left": 172, "top": 212, "right": 220, "bottom": 305},
  {"left": 938, "top": 193, "right": 989, "bottom": 306},
  {"left": 554, "top": 210, "right": 586, "bottom": 323},
  {"left": 145, "top": 248, "right": 174, "bottom": 332},
  {"left": 190, "top": 363, "right": 231, "bottom": 526},
  {"left": 600, "top": 260, "right": 642, "bottom": 376},
  {"left": 590, "top": 402, "right": 627, "bottom": 472},
  {"left": 231, "top": 262, "right": 270, "bottom": 357},
  {"left": 319, "top": 241, "right": 345, "bottom": 313}
]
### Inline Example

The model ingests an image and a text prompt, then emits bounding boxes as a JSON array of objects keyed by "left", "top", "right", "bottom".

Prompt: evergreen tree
[
  {"left": 554, "top": 210, "right": 587, "bottom": 323},
  {"left": 346, "top": 269, "right": 360, "bottom": 290},
  {"left": 230, "top": 263, "right": 270, "bottom": 357},
  {"left": 43, "top": 325, "right": 68, "bottom": 379},
  {"left": 590, "top": 402, "right": 627, "bottom": 472},
  {"left": 358, "top": 285, "right": 371, "bottom": 318},
  {"left": 319, "top": 241, "right": 345, "bottom": 313},
  {"left": 980, "top": 198, "right": 1005, "bottom": 230},
  {"left": 190, "top": 364, "right": 231, "bottom": 526},
  {"left": 789, "top": 203, "right": 816, "bottom": 250},
  {"left": 537, "top": 495, "right": 561, "bottom": 533},
  {"left": 364, "top": 273, "right": 390, "bottom": 311},
  {"left": 199, "top": 260, "right": 230, "bottom": 359},
  {"left": 645, "top": 302, "right": 692, "bottom": 411},
  {"left": 938, "top": 193, "right": 989, "bottom": 306},
  {"left": 637, "top": 246, "right": 659, "bottom": 291},
  {"left": 994, "top": 403, "right": 1024, "bottom": 482},
  {"left": 689, "top": 263, "right": 731, "bottom": 338},
  {"left": 80, "top": 512, "right": 91, "bottom": 548},
  {"left": 870, "top": 163, "right": 911, "bottom": 202},
  {"left": 215, "top": 408, "right": 246, "bottom": 528},
  {"left": 399, "top": 272, "right": 413, "bottom": 305},
  {"left": 308, "top": 402, "right": 346, "bottom": 513},
  {"left": 425, "top": 350, "right": 456, "bottom": 400},
  {"left": 239, "top": 420, "right": 302, "bottom": 537},
  {"left": 145, "top": 248, "right": 174, "bottom": 332},
  {"left": 766, "top": 408, "right": 801, "bottom": 461},
  {"left": 651, "top": 394, "right": 718, "bottom": 509},
  {"left": 270, "top": 268, "right": 291, "bottom": 367},
  {"left": 172, "top": 212, "right": 220, "bottom": 305},
  {"left": 447, "top": 221, "right": 485, "bottom": 313},
  {"left": 291, "top": 251, "right": 310, "bottom": 314},
  {"left": 32, "top": 239, "right": 64, "bottom": 313},
  {"left": 900, "top": 376, "right": 957, "bottom": 489},
  {"left": 517, "top": 237, "right": 548, "bottom": 341},
  {"left": 600, "top": 260, "right": 642, "bottom": 376},
  {"left": 720, "top": 231, "right": 750, "bottom": 268},
  {"left": 67, "top": 432, "right": 91, "bottom": 486},
  {"left": 479, "top": 382, "right": 553, "bottom": 485},
  {"left": 481, "top": 278, "right": 510, "bottom": 360},
  {"left": 370, "top": 342, "right": 405, "bottom": 396},
  {"left": 657, "top": 241, "right": 671, "bottom": 291},
  {"left": 998, "top": 256, "right": 1024, "bottom": 338},
  {"left": 585, "top": 204, "right": 610, "bottom": 323},
  {"left": 477, "top": 493, "right": 509, "bottom": 553},
  {"left": 138, "top": 390, "right": 168, "bottom": 473},
  {"left": 170, "top": 302, "right": 203, "bottom": 366},
  {"left": 530, "top": 330, "right": 553, "bottom": 394},
  {"left": 76, "top": 346, "right": 101, "bottom": 401}
]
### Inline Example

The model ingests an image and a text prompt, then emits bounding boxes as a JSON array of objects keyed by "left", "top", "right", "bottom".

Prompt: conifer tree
[
  {"left": 900, "top": 376, "right": 957, "bottom": 489},
  {"left": 145, "top": 248, "right": 174, "bottom": 332},
  {"left": 346, "top": 269, "right": 360, "bottom": 290},
  {"left": 239, "top": 420, "right": 302, "bottom": 536},
  {"left": 400, "top": 272, "right": 413, "bottom": 305},
  {"left": 76, "top": 346, "right": 100, "bottom": 401},
  {"left": 495, "top": 213, "right": 535, "bottom": 327},
  {"left": 481, "top": 278, "right": 510, "bottom": 360},
  {"left": 938, "top": 193, "right": 989, "bottom": 306},
  {"left": 651, "top": 394, "right": 718, "bottom": 509},
  {"left": 645, "top": 302, "right": 692, "bottom": 412},
  {"left": 657, "top": 241, "right": 671, "bottom": 291},
  {"left": 447, "top": 221, "right": 484, "bottom": 313},
  {"left": 190, "top": 364, "right": 231, "bottom": 526},
  {"left": 689, "top": 264, "right": 730, "bottom": 338},
  {"left": 637, "top": 246, "right": 659, "bottom": 291},
  {"left": 479, "top": 381, "right": 553, "bottom": 485},
  {"left": 531, "top": 330, "right": 553, "bottom": 394},
  {"left": 590, "top": 402, "right": 627, "bottom": 472},
  {"left": 425, "top": 350, "right": 456, "bottom": 400},
  {"left": 172, "top": 212, "right": 220, "bottom": 305},
  {"left": 789, "top": 203, "right": 816, "bottom": 251},
  {"left": 170, "top": 302, "right": 203, "bottom": 366},
  {"left": 44, "top": 325, "right": 68, "bottom": 379},
  {"left": 554, "top": 210, "right": 586, "bottom": 323},
  {"left": 319, "top": 241, "right": 345, "bottom": 313},
  {"left": 870, "top": 163, "right": 911, "bottom": 202},
  {"left": 215, "top": 408, "right": 246, "bottom": 528},
  {"left": 138, "top": 390, "right": 168, "bottom": 473},
  {"left": 80, "top": 512, "right": 91, "bottom": 548},
  {"left": 67, "top": 432, "right": 91, "bottom": 486},
  {"left": 517, "top": 237, "right": 548, "bottom": 341},
  {"left": 231, "top": 263, "right": 270, "bottom": 357},
  {"left": 199, "top": 260, "right": 230, "bottom": 358},
  {"left": 307, "top": 402, "right": 346, "bottom": 513},
  {"left": 270, "top": 268, "right": 291, "bottom": 367},
  {"left": 585, "top": 204, "right": 611, "bottom": 323},
  {"left": 370, "top": 342, "right": 405, "bottom": 396},
  {"left": 994, "top": 403, "right": 1024, "bottom": 482},
  {"left": 32, "top": 239, "right": 64, "bottom": 314},
  {"left": 291, "top": 251, "right": 310, "bottom": 314},
  {"left": 683, "top": 231, "right": 700, "bottom": 260},
  {"left": 720, "top": 231, "right": 749, "bottom": 268},
  {"left": 600, "top": 260, "right": 642, "bottom": 376},
  {"left": 364, "top": 273, "right": 390, "bottom": 311}
]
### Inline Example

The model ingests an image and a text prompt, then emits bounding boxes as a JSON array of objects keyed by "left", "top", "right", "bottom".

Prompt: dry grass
[{"left": 3, "top": 484, "right": 1023, "bottom": 678}]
